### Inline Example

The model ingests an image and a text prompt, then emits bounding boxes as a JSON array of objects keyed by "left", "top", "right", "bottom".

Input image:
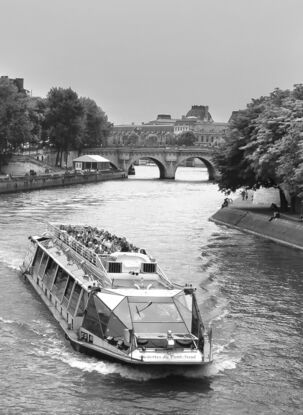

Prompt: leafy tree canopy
[
  {"left": 177, "top": 131, "right": 196, "bottom": 146},
  {"left": 213, "top": 85, "right": 303, "bottom": 206},
  {"left": 80, "top": 97, "right": 112, "bottom": 149},
  {"left": 145, "top": 133, "right": 158, "bottom": 146},
  {"left": 0, "top": 78, "right": 33, "bottom": 168},
  {"left": 44, "top": 87, "right": 84, "bottom": 154}
]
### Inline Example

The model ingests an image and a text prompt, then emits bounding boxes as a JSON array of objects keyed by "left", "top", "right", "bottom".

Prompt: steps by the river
[{"left": 1, "top": 154, "right": 62, "bottom": 176}]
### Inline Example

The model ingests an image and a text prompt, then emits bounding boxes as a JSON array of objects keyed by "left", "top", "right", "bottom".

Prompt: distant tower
[{"left": 186, "top": 105, "right": 213, "bottom": 122}]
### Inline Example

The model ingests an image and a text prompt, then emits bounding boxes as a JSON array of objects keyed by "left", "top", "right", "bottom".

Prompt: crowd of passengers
[{"left": 59, "top": 224, "right": 146, "bottom": 255}]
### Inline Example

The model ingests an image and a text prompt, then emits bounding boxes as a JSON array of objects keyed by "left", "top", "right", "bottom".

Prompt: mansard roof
[{"left": 186, "top": 105, "right": 213, "bottom": 122}]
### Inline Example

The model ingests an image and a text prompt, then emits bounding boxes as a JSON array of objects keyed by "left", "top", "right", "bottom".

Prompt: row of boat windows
[
  {"left": 82, "top": 293, "right": 201, "bottom": 340},
  {"left": 33, "top": 246, "right": 88, "bottom": 316},
  {"left": 32, "top": 246, "right": 202, "bottom": 341},
  {"left": 82, "top": 295, "right": 188, "bottom": 341}
]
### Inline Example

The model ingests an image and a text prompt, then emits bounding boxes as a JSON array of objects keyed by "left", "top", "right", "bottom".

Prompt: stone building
[
  {"left": 109, "top": 105, "right": 227, "bottom": 147},
  {"left": 0, "top": 76, "right": 28, "bottom": 94}
]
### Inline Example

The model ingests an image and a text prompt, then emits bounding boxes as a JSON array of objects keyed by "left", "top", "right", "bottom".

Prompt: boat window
[
  {"left": 113, "top": 298, "right": 132, "bottom": 328},
  {"left": 106, "top": 314, "right": 127, "bottom": 338},
  {"left": 68, "top": 283, "right": 82, "bottom": 315},
  {"left": 43, "top": 257, "right": 58, "bottom": 289},
  {"left": 62, "top": 277, "right": 75, "bottom": 308},
  {"left": 174, "top": 292, "right": 192, "bottom": 311},
  {"left": 39, "top": 252, "right": 49, "bottom": 277},
  {"left": 191, "top": 299, "right": 200, "bottom": 337},
  {"left": 128, "top": 297, "right": 173, "bottom": 303},
  {"left": 133, "top": 322, "right": 188, "bottom": 335},
  {"left": 32, "top": 247, "right": 44, "bottom": 272},
  {"left": 64, "top": 277, "right": 75, "bottom": 301},
  {"left": 174, "top": 293, "right": 193, "bottom": 331},
  {"left": 129, "top": 302, "right": 182, "bottom": 323},
  {"left": 94, "top": 297, "right": 111, "bottom": 336},
  {"left": 129, "top": 300, "right": 189, "bottom": 335},
  {"left": 82, "top": 296, "right": 103, "bottom": 338},
  {"left": 76, "top": 290, "right": 89, "bottom": 316},
  {"left": 52, "top": 267, "right": 69, "bottom": 301}
]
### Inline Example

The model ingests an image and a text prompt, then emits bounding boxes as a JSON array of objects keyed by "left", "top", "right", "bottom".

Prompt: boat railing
[
  {"left": 46, "top": 223, "right": 176, "bottom": 289},
  {"left": 156, "top": 264, "right": 175, "bottom": 288},
  {"left": 47, "top": 223, "right": 112, "bottom": 286}
]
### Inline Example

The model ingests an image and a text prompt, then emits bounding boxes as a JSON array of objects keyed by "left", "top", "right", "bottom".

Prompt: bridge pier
[{"left": 161, "top": 162, "right": 176, "bottom": 179}]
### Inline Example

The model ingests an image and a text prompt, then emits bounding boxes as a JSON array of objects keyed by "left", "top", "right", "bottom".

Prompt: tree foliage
[
  {"left": 177, "top": 131, "right": 196, "bottom": 146},
  {"left": 45, "top": 87, "right": 84, "bottom": 155},
  {"left": 145, "top": 133, "right": 158, "bottom": 146},
  {"left": 44, "top": 89, "right": 113, "bottom": 165},
  {"left": 213, "top": 85, "right": 303, "bottom": 208},
  {"left": 80, "top": 97, "right": 112, "bottom": 149},
  {"left": 0, "top": 78, "right": 33, "bottom": 168},
  {"left": 0, "top": 79, "right": 113, "bottom": 169}
]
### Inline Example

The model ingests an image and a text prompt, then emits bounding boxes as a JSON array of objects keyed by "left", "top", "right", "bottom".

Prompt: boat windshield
[{"left": 128, "top": 297, "right": 189, "bottom": 335}]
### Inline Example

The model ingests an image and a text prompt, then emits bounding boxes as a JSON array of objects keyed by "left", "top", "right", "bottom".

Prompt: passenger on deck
[{"left": 59, "top": 224, "right": 141, "bottom": 254}]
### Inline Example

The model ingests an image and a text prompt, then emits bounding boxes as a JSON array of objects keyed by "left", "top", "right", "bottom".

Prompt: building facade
[
  {"left": 0, "top": 76, "right": 28, "bottom": 94},
  {"left": 109, "top": 105, "right": 227, "bottom": 147}
]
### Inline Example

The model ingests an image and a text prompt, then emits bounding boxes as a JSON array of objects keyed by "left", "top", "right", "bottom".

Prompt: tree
[
  {"left": 44, "top": 87, "right": 84, "bottom": 167},
  {"left": 177, "top": 131, "right": 196, "bottom": 146},
  {"left": 165, "top": 132, "right": 177, "bottom": 146},
  {"left": 213, "top": 98, "right": 267, "bottom": 192},
  {"left": 0, "top": 77, "right": 32, "bottom": 169},
  {"left": 27, "top": 96, "right": 47, "bottom": 145},
  {"left": 213, "top": 85, "right": 303, "bottom": 211},
  {"left": 122, "top": 131, "right": 139, "bottom": 146},
  {"left": 145, "top": 133, "right": 158, "bottom": 146},
  {"left": 80, "top": 97, "right": 112, "bottom": 149}
]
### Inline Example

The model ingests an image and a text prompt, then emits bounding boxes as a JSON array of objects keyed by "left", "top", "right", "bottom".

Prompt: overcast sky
[{"left": 1, "top": 0, "right": 303, "bottom": 124}]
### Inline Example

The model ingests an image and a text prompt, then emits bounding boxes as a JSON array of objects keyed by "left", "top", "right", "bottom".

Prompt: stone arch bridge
[{"left": 84, "top": 146, "right": 218, "bottom": 180}]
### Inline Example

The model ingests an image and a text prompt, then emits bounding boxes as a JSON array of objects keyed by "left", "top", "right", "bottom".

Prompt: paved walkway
[{"left": 227, "top": 191, "right": 303, "bottom": 225}]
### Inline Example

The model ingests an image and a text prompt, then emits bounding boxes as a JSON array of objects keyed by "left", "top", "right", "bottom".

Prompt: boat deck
[{"left": 44, "top": 223, "right": 176, "bottom": 290}]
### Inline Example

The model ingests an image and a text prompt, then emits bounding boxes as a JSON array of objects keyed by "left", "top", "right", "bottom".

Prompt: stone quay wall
[
  {"left": 210, "top": 207, "right": 303, "bottom": 251},
  {"left": 0, "top": 171, "right": 127, "bottom": 194}
]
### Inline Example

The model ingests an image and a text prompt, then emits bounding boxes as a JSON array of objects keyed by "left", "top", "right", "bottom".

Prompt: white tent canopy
[
  {"left": 73, "top": 154, "right": 111, "bottom": 171},
  {"left": 73, "top": 155, "right": 110, "bottom": 163}
]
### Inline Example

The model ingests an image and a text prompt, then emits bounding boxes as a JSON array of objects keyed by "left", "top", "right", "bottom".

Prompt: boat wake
[
  {"left": 30, "top": 327, "right": 241, "bottom": 381},
  {"left": 0, "top": 251, "right": 21, "bottom": 271},
  {"left": 0, "top": 312, "right": 241, "bottom": 382}
]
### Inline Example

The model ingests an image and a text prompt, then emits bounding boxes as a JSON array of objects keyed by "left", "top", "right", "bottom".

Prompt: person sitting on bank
[
  {"left": 269, "top": 203, "right": 280, "bottom": 222},
  {"left": 221, "top": 198, "right": 229, "bottom": 208}
]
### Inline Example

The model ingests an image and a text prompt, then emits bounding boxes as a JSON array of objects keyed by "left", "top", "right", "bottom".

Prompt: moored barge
[{"left": 21, "top": 223, "right": 213, "bottom": 366}]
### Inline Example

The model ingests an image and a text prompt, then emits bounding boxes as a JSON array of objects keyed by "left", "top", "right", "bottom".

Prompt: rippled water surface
[{"left": 0, "top": 166, "right": 302, "bottom": 415}]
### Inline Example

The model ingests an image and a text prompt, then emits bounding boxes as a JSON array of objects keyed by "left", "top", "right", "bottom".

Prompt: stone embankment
[
  {"left": 0, "top": 154, "right": 127, "bottom": 194},
  {"left": 0, "top": 170, "right": 127, "bottom": 194},
  {"left": 210, "top": 195, "right": 303, "bottom": 251}
]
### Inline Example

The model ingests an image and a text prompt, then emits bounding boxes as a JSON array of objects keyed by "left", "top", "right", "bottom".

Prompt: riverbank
[
  {"left": 209, "top": 196, "right": 303, "bottom": 251},
  {"left": 0, "top": 170, "right": 127, "bottom": 194}
]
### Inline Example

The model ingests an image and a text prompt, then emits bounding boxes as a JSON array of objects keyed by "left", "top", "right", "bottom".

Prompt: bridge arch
[
  {"left": 126, "top": 156, "right": 166, "bottom": 179},
  {"left": 85, "top": 146, "right": 218, "bottom": 180},
  {"left": 109, "top": 161, "right": 120, "bottom": 171},
  {"left": 175, "top": 155, "right": 216, "bottom": 180}
]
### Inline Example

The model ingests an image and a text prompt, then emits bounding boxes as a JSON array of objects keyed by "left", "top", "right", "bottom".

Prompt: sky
[{"left": 1, "top": 0, "right": 303, "bottom": 125}]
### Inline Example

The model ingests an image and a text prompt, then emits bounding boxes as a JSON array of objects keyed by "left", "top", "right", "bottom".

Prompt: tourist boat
[{"left": 21, "top": 223, "right": 213, "bottom": 366}]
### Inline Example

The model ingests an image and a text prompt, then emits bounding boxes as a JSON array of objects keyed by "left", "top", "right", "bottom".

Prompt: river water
[{"left": 0, "top": 166, "right": 302, "bottom": 415}]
